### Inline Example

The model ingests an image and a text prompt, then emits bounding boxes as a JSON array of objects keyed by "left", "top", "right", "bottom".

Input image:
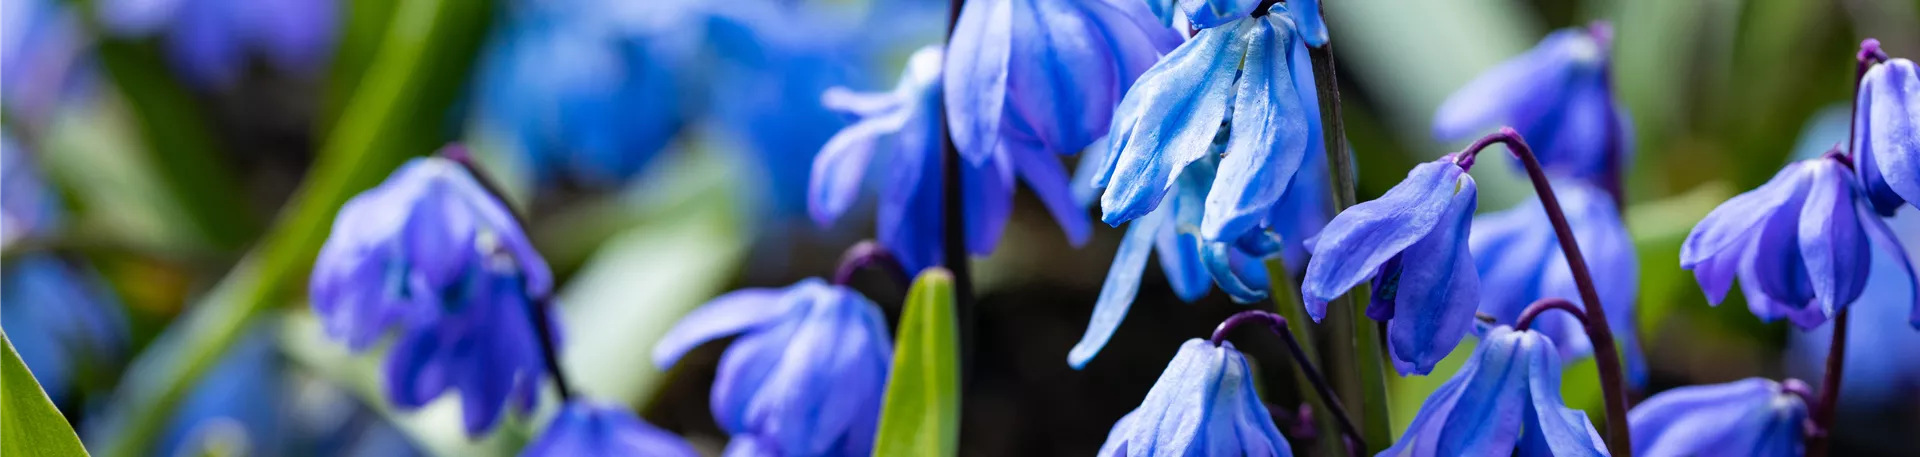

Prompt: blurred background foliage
[{"left": 2, "top": 0, "right": 1917, "bottom": 455}]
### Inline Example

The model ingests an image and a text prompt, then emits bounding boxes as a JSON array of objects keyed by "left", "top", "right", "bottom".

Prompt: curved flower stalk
[
  {"left": 653, "top": 278, "right": 892, "bottom": 457},
  {"left": 945, "top": 0, "right": 1180, "bottom": 166},
  {"left": 1381, "top": 325, "right": 1609, "bottom": 457},
  {"left": 308, "top": 153, "right": 559, "bottom": 435},
  {"left": 1681, "top": 153, "right": 1919, "bottom": 328},
  {"left": 810, "top": 45, "right": 1089, "bottom": 273},
  {"left": 1855, "top": 57, "right": 1920, "bottom": 215},
  {"left": 1435, "top": 23, "right": 1627, "bottom": 185},
  {"left": 521, "top": 402, "right": 699, "bottom": 457},
  {"left": 97, "top": 0, "right": 337, "bottom": 88},
  {"left": 1628, "top": 378, "right": 1811, "bottom": 457}
]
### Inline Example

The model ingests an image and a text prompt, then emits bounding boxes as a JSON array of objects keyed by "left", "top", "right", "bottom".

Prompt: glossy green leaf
[
  {"left": 2, "top": 330, "right": 91, "bottom": 457},
  {"left": 873, "top": 268, "right": 960, "bottom": 457}
]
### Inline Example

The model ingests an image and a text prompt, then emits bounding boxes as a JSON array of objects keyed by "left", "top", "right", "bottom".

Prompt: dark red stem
[
  {"left": 832, "top": 240, "right": 911, "bottom": 287},
  {"left": 1513, "top": 298, "right": 1588, "bottom": 331},
  {"left": 1212, "top": 310, "right": 1364, "bottom": 454}
]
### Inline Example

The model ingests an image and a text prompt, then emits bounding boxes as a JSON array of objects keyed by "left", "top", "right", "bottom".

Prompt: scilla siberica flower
[
  {"left": 1383, "top": 326, "right": 1608, "bottom": 457},
  {"left": 1470, "top": 181, "right": 1647, "bottom": 386},
  {"left": 521, "top": 401, "right": 698, "bottom": 457},
  {"left": 1434, "top": 24, "right": 1628, "bottom": 181},
  {"left": 309, "top": 152, "right": 558, "bottom": 435},
  {"left": 1097, "top": 339, "right": 1293, "bottom": 456},
  {"left": 1855, "top": 57, "right": 1920, "bottom": 215},
  {"left": 1628, "top": 378, "right": 1810, "bottom": 456},
  {"left": 810, "top": 46, "right": 1089, "bottom": 273},
  {"left": 3, "top": 0, "right": 91, "bottom": 122},
  {"left": 945, "top": 0, "right": 1180, "bottom": 167},
  {"left": 98, "top": 0, "right": 337, "bottom": 88},
  {"left": 653, "top": 278, "right": 892, "bottom": 456},
  {"left": 1302, "top": 157, "right": 1479, "bottom": 375},
  {"left": 1681, "top": 153, "right": 1919, "bottom": 328}
]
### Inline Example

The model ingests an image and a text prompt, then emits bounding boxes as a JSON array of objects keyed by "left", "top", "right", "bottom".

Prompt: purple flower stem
[
  {"left": 441, "top": 145, "right": 575, "bottom": 402},
  {"left": 1454, "top": 128, "right": 1632, "bottom": 457},
  {"left": 1810, "top": 38, "right": 1888, "bottom": 457},
  {"left": 1513, "top": 297, "right": 1587, "bottom": 331},
  {"left": 1211, "top": 310, "right": 1364, "bottom": 455},
  {"left": 832, "top": 240, "right": 911, "bottom": 288}
]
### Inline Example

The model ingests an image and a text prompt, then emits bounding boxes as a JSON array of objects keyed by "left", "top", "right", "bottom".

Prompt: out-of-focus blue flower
[
  {"left": 1628, "top": 378, "right": 1809, "bottom": 457},
  {"left": 1470, "top": 181, "right": 1646, "bottom": 386},
  {"left": 2, "top": 136, "right": 63, "bottom": 249},
  {"left": 1681, "top": 155, "right": 1918, "bottom": 328},
  {"left": 1097, "top": 339, "right": 1292, "bottom": 456},
  {"left": 522, "top": 401, "right": 699, "bottom": 457},
  {"left": 2, "top": 0, "right": 91, "bottom": 121},
  {"left": 1383, "top": 326, "right": 1608, "bottom": 457},
  {"left": 810, "top": 45, "right": 1090, "bottom": 273},
  {"left": 1434, "top": 24, "right": 1627, "bottom": 182},
  {"left": 653, "top": 278, "right": 891, "bottom": 457},
  {"left": 1302, "top": 158, "right": 1479, "bottom": 375},
  {"left": 160, "top": 326, "right": 287, "bottom": 457},
  {"left": 945, "top": 0, "right": 1179, "bottom": 167},
  {"left": 308, "top": 153, "right": 558, "bottom": 435},
  {"left": 1, "top": 254, "right": 129, "bottom": 405},
  {"left": 98, "top": 0, "right": 337, "bottom": 88},
  {"left": 1855, "top": 58, "right": 1920, "bottom": 216},
  {"left": 1788, "top": 211, "right": 1920, "bottom": 409}
]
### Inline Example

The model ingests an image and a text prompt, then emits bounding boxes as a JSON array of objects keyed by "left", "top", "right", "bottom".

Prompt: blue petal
[
  {"left": 1204, "top": 17, "right": 1312, "bottom": 243},
  {"left": 965, "top": 148, "right": 1017, "bottom": 255},
  {"left": 1862, "top": 59, "right": 1920, "bottom": 213},
  {"left": 1202, "top": 239, "right": 1267, "bottom": 303},
  {"left": 1154, "top": 210, "right": 1213, "bottom": 303},
  {"left": 1519, "top": 331, "right": 1607, "bottom": 457},
  {"left": 944, "top": 0, "right": 1012, "bottom": 164},
  {"left": 1007, "top": 0, "right": 1179, "bottom": 155},
  {"left": 652, "top": 287, "right": 795, "bottom": 369},
  {"left": 1856, "top": 203, "right": 1920, "bottom": 328},
  {"left": 523, "top": 402, "right": 699, "bottom": 457},
  {"left": 1738, "top": 240, "right": 1829, "bottom": 329},
  {"left": 1378, "top": 356, "right": 1472, "bottom": 456},
  {"left": 1796, "top": 158, "right": 1872, "bottom": 315},
  {"left": 1100, "top": 19, "right": 1250, "bottom": 226},
  {"left": 1069, "top": 208, "right": 1167, "bottom": 369},
  {"left": 1469, "top": 202, "right": 1553, "bottom": 323},
  {"left": 1627, "top": 378, "right": 1802, "bottom": 457},
  {"left": 1749, "top": 166, "right": 1819, "bottom": 307},
  {"left": 1301, "top": 159, "right": 1467, "bottom": 321},
  {"left": 711, "top": 319, "right": 797, "bottom": 433},
  {"left": 1433, "top": 31, "right": 1581, "bottom": 142},
  {"left": 1681, "top": 163, "right": 1808, "bottom": 270},
  {"left": 1180, "top": 0, "right": 1261, "bottom": 29},
  {"left": 1381, "top": 174, "right": 1480, "bottom": 375},
  {"left": 1857, "top": 130, "right": 1904, "bottom": 216},
  {"left": 1285, "top": 0, "right": 1328, "bottom": 47},
  {"left": 1429, "top": 327, "right": 1526, "bottom": 455},
  {"left": 809, "top": 88, "right": 913, "bottom": 227},
  {"left": 878, "top": 127, "right": 945, "bottom": 273}
]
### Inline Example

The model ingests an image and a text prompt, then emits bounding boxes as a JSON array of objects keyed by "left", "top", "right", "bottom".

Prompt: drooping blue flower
[
  {"left": 1301, "top": 157, "right": 1479, "bottom": 375},
  {"left": 2, "top": 0, "right": 92, "bottom": 121},
  {"left": 98, "top": 0, "right": 337, "bottom": 88},
  {"left": 1681, "top": 154, "right": 1919, "bottom": 328},
  {"left": 653, "top": 278, "right": 891, "bottom": 457},
  {"left": 0, "top": 254, "right": 129, "bottom": 405},
  {"left": 1855, "top": 58, "right": 1920, "bottom": 216},
  {"left": 2, "top": 136, "right": 63, "bottom": 249},
  {"left": 1434, "top": 24, "right": 1628, "bottom": 181},
  {"left": 809, "top": 45, "right": 1090, "bottom": 273},
  {"left": 1788, "top": 211, "right": 1920, "bottom": 409},
  {"left": 1469, "top": 181, "right": 1646, "bottom": 386},
  {"left": 522, "top": 401, "right": 699, "bottom": 457},
  {"left": 945, "top": 0, "right": 1180, "bottom": 167},
  {"left": 1628, "top": 378, "right": 1809, "bottom": 457},
  {"left": 1097, "top": 338, "right": 1293, "bottom": 456},
  {"left": 1160, "top": 0, "right": 1328, "bottom": 41},
  {"left": 1382, "top": 326, "right": 1608, "bottom": 457},
  {"left": 309, "top": 152, "right": 558, "bottom": 435},
  {"left": 159, "top": 325, "right": 287, "bottom": 457}
]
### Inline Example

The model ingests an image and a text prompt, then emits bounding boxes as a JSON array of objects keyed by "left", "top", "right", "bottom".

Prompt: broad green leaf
[
  {"left": 874, "top": 269, "right": 960, "bottom": 457},
  {"left": 2, "top": 330, "right": 91, "bottom": 457}
]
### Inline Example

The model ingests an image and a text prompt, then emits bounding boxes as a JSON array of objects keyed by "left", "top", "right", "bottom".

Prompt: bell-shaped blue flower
[
  {"left": 522, "top": 401, "right": 699, "bottom": 457},
  {"left": 1, "top": 254, "right": 129, "bottom": 405},
  {"left": 1097, "top": 338, "right": 1293, "bottom": 456},
  {"left": 653, "top": 278, "right": 891, "bottom": 457},
  {"left": 1681, "top": 154, "right": 1919, "bottom": 328},
  {"left": 810, "top": 45, "right": 1089, "bottom": 273},
  {"left": 2, "top": 136, "right": 64, "bottom": 249},
  {"left": 309, "top": 153, "right": 558, "bottom": 435},
  {"left": 1383, "top": 326, "right": 1608, "bottom": 456},
  {"left": 98, "top": 0, "right": 337, "bottom": 88},
  {"left": 1628, "top": 378, "right": 1809, "bottom": 456},
  {"left": 945, "top": 0, "right": 1180, "bottom": 166},
  {"left": 1302, "top": 158, "right": 1479, "bottom": 375},
  {"left": 1855, "top": 58, "right": 1920, "bottom": 216},
  {"left": 1470, "top": 181, "right": 1646, "bottom": 386},
  {"left": 2, "top": 0, "right": 91, "bottom": 121},
  {"left": 1434, "top": 25, "right": 1627, "bottom": 181}
]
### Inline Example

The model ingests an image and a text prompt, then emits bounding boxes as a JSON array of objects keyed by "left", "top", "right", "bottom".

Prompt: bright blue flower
[
  {"left": 159, "top": 326, "right": 287, "bottom": 457},
  {"left": 1788, "top": 211, "right": 1920, "bottom": 409},
  {"left": 1855, "top": 58, "right": 1920, "bottom": 216},
  {"left": 309, "top": 153, "right": 558, "bottom": 435},
  {"left": 0, "top": 254, "right": 129, "bottom": 405},
  {"left": 1162, "top": 0, "right": 1327, "bottom": 41},
  {"left": 810, "top": 45, "right": 1090, "bottom": 273},
  {"left": 1301, "top": 158, "right": 1479, "bottom": 375},
  {"left": 2, "top": 136, "right": 63, "bottom": 249},
  {"left": 1434, "top": 25, "right": 1627, "bottom": 181},
  {"left": 1628, "top": 378, "right": 1809, "bottom": 457},
  {"left": 98, "top": 0, "right": 337, "bottom": 88},
  {"left": 1383, "top": 326, "right": 1608, "bottom": 457},
  {"left": 1681, "top": 155, "right": 1918, "bottom": 328},
  {"left": 653, "top": 278, "right": 891, "bottom": 457},
  {"left": 2, "top": 0, "right": 92, "bottom": 121},
  {"left": 945, "top": 0, "right": 1180, "bottom": 166},
  {"left": 522, "top": 401, "right": 699, "bottom": 457},
  {"left": 1097, "top": 338, "right": 1293, "bottom": 456},
  {"left": 1469, "top": 181, "right": 1647, "bottom": 386}
]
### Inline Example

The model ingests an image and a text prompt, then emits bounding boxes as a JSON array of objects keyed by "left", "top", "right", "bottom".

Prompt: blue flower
[
  {"left": 2, "top": 136, "right": 63, "bottom": 249},
  {"left": 1628, "top": 378, "right": 1809, "bottom": 457},
  {"left": 1788, "top": 211, "right": 1920, "bottom": 409},
  {"left": 810, "top": 45, "right": 1090, "bottom": 273},
  {"left": 1855, "top": 58, "right": 1920, "bottom": 216},
  {"left": 2, "top": 0, "right": 92, "bottom": 121},
  {"left": 1301, "top": 158, "right": 1479, "bottom": 375},
  {"left": 1166, "top": 0, "right": 1328, "bottom": 40},
  {"left": 522, "top": 401, "right": 699, "bottom": 457},
  {"left": 1, "top": 254, "right": 129, "bottom": 405},
  {"left": 309, "top": 153, "right": 558, "bottom": 435},
  {"left": 653, "top": 278, "right": 891, "bottom": 456},
  {"left": 1469, "top": 181, "right": 1646, "bottom": 386},
  {"left": 1383, "top": 326, "right": 1608, "bottom": 457},
  {"left": 1681, "top": 155, "right": 1918, "bottom": 328},
  {"left": 945, "top": 0, "right": 1180, "bottom": 166},
  {"left": 98, "top": 0, "right": 337, "bottom": 88},
  {"left": 1097, "top": 338, "right": 1293, "bottom": 456},
  {"left": 1434, "top": 25, "right": 1627, "bottom": 181},
  {"left": 159, "top": 325, "right": 286, "bottom": 457}
]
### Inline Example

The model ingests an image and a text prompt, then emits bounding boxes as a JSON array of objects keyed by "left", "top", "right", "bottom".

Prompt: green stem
[
  {"left": 1263, "top": 258, "right": 1347, "bottom": 456},
  {"left": 95, "top": 1, "right": 493, "bottom": 455}
]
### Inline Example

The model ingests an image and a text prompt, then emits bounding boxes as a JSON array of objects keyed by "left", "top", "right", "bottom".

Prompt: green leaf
[
  {"left": 1, "top": 330, "right": 91, "bottom": 457},
  {"left": 873, "top": 268, "right": 961, "bottom": 457}
]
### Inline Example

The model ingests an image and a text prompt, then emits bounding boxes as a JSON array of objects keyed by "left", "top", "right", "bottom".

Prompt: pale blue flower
[
  {"left": 1434, "top": 25, "right": 1628, "bottom": 182},
  {"left": 1855, "top": 58, "right": 1920, "bottom": 216},
  {"left": 1383, "top": 326, "right": 1608, "bottom": 456},
  {"left": 1097, "top": 339, "right": 1293, "bottom": 456},
  {"left": 1628, "top": 378, "right": 1809, "bottom": 457}
]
